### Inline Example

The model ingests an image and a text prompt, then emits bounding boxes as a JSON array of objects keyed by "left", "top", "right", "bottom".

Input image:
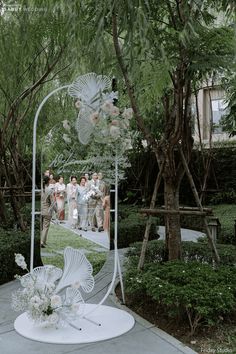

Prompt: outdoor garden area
[{"left": 0, "top": 1, "right": 236, "bottom": 354}]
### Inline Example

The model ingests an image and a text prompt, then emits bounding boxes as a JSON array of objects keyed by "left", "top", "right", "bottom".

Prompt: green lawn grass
[{"left": 41, "top": 223, "right": 107, "bottom": 275}]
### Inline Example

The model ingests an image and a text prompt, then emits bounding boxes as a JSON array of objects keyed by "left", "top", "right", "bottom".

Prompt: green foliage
[
  {"left": 0, "top": 202, "right": 41, "bottom": 231},
  {"left": 210, "top": 189, "right": 236, "bottom": 205},
  {"left": 125, "top": 259, "right": 236, "bottom": 335},
  {"left": 122, "top": 146, "right": 236, "bottom": 209},
  {"left": 126, "top": 240, "right": 236, "bottom": 266},
  {"left": 110, "top": 204, "right": 159, "bottom": 248},
  {"left": 212, "top": 204, "right": 236, "bottom": 245},
  {"left": 220, "top": 60, "right": 236, "bottom": 137},
  {"left": 79, "top": 0, "right": 235, "bottom": 141},
  {"left": 0, "top": 228, "right": 42, "bottom": 285}
]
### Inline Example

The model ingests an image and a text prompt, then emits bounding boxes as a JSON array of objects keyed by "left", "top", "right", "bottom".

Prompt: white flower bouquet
[
  {"left": 83, "top": 186, "right": 102, "bottom": 201},
  {"left": 12, "top": 253, "right": 84, "bottom": 327}
]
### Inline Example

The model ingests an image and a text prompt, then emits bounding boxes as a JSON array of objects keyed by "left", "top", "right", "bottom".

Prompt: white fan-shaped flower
[
  {"left": 68, "top": 73, "right": 111, "bottom": 106},
  {"left": 20, "top": 265, "right": 62, "bottom": 288},
  {"left": 69, "top": 73, "right": 112, "bottom": 145},
  {"left": 68, "top": 73, "right": 127, "bottom": 145},
  {"left": 76, "top": 109, "right": 94, "bottom": 145},
  {"left": 55, "top": 247, "right": 94, "bottom": 294},
  {"left": 64, "top": 287, "right": 84, "bottom": 305}
]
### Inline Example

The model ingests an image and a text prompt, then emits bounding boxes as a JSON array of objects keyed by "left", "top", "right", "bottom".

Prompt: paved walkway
[
  {"left": 0, "top": 250, "right": 197, "bottom": 354},
  {"left": 57, "top": 222, "right": 205, "bottom": 251},
  {"left": 158, "top": 226, "right": 205, "bottom": 242},
  {"left": 55, "top": 220, "right": 110, "bottom": 249}
]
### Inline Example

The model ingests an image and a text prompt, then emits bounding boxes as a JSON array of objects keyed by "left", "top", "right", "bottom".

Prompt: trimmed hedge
[
  {"left": 0, "top": 228, "right": 42, "bottom": 285},
  {"left": 126, "top": 240, "right": 236, "bottom": 266},
  {"left": 124, "top": 240, "right": 236, "bottom": 335},
  {"left": 125, "top": 260, "right": 236, "bottom": 335},
  {"left": 110, "top": 205, "right": 159, "bottom": 248}
]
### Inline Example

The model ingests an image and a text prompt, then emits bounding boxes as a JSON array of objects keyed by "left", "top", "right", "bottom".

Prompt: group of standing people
[{"left": 40, "top": 170, "right": 110, "bottom": 248}]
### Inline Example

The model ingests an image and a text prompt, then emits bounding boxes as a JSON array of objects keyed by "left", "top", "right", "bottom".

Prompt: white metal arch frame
[{"left": 30, "top": 82, "right": 125, "bottom": 313}]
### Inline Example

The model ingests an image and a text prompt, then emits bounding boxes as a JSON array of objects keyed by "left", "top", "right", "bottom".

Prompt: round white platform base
[{"left": 14, "top": 304, "right": 135, "bottom": 344}]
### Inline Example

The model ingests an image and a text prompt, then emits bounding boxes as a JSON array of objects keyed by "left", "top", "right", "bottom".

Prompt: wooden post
[
  {"left": 140, "top": 208, "right": 208, "bottom": 216},
  {"left": 138, "top": 163, "right": 164, "bottom": 270},
  {"left": 179, "top": 145, "right": 220, "bottom": 263}
]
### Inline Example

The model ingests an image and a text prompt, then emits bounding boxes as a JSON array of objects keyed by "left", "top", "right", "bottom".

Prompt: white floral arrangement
[
  {"left": 83, "top": 186, "right": 102, "bottom": 201},
  {"left": 76, "top": 98, "right": 133, "bottom": 143},
  {"left": 12, "top": 253, "right": 83, "bottom": 327},
  {"left": 67, "top": 73, "right": 133, "bottom": 146},
  {"left": 83, "top": 189, "right": 96, "bottom": 201}
]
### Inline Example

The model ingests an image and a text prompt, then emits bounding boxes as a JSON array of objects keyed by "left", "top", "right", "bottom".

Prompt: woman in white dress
[
  {"left": 55, "top": 176, "right": 66, "bottom": 220},
  {"left": 67, "top": 176, "right": 78, "bottom": 228},
  {"left": 77, "top": 176, "right": 89, "bottom": 231}
]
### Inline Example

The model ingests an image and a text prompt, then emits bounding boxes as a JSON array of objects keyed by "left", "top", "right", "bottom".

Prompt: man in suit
[
  {"left": 41, "top": 176, "right": 54, "bottom": 247},
  {"left": 88, "top": 172, "right": 104, "bottom": 232}
]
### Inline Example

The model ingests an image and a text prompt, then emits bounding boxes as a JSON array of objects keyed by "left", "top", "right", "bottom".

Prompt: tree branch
[
  {"left": 112, "top": 12, "right": 158, "bottom": 157},
  {"left": 16, "top": 45, "right": 49, "bottom": 88},
  {"left": 41, "top": 63, "right": 71, "bottom": 84},
  {"left": 3, "top": 46, "right": 65, "bottom": 135},
  {"left": 167, "top": 1, "right": 177, "bottom": 30}
]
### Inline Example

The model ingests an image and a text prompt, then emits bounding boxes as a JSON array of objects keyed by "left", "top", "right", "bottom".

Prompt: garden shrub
[
  {"left": 209, "top": 189, "right": 236, "bottom": 205},
  {"left": 0, "top": 228, "right": 42, "bottom": 285},
  {"left": 158, "top": 214, "right": 206, "bottom": 233},
  {"left": 20, "top": 204, "right": 41, "bottom": 230},
  {"left": 0, "top": 202, "right": 40, "bottom": 231},
  {"left": 111, "top": 206, "right": 159, "bottom": 248},
  {"left": 218, "top": 232, "right": 236, "bottom": 245},
  {"left": 126, "top": 240, "right": 236, "bottom": 266},
  {"left": 125, "top": 260, "right": 236, "bottom": 335}
]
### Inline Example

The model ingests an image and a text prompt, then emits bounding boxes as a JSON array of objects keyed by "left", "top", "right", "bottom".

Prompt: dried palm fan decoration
[{"left": 68, "top": 73, "right": 118, "bottom": 145}]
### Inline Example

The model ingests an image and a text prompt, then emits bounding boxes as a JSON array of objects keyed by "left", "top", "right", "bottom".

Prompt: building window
[{"left": 211, "top": 98, "right": 227, "bottom": 134}]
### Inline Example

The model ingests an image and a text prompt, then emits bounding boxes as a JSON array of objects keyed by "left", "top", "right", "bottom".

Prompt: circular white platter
[{"left": 14, "top": 304, "right": 135, "bottom": 344}]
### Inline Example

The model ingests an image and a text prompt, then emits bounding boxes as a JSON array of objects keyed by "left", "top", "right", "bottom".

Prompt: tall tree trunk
[
  {"left": 112, "top": 10, "right": 192, "bottom": 261},
  {"left": 164, "top": 180, "right": 182, "bottom": 260}
]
